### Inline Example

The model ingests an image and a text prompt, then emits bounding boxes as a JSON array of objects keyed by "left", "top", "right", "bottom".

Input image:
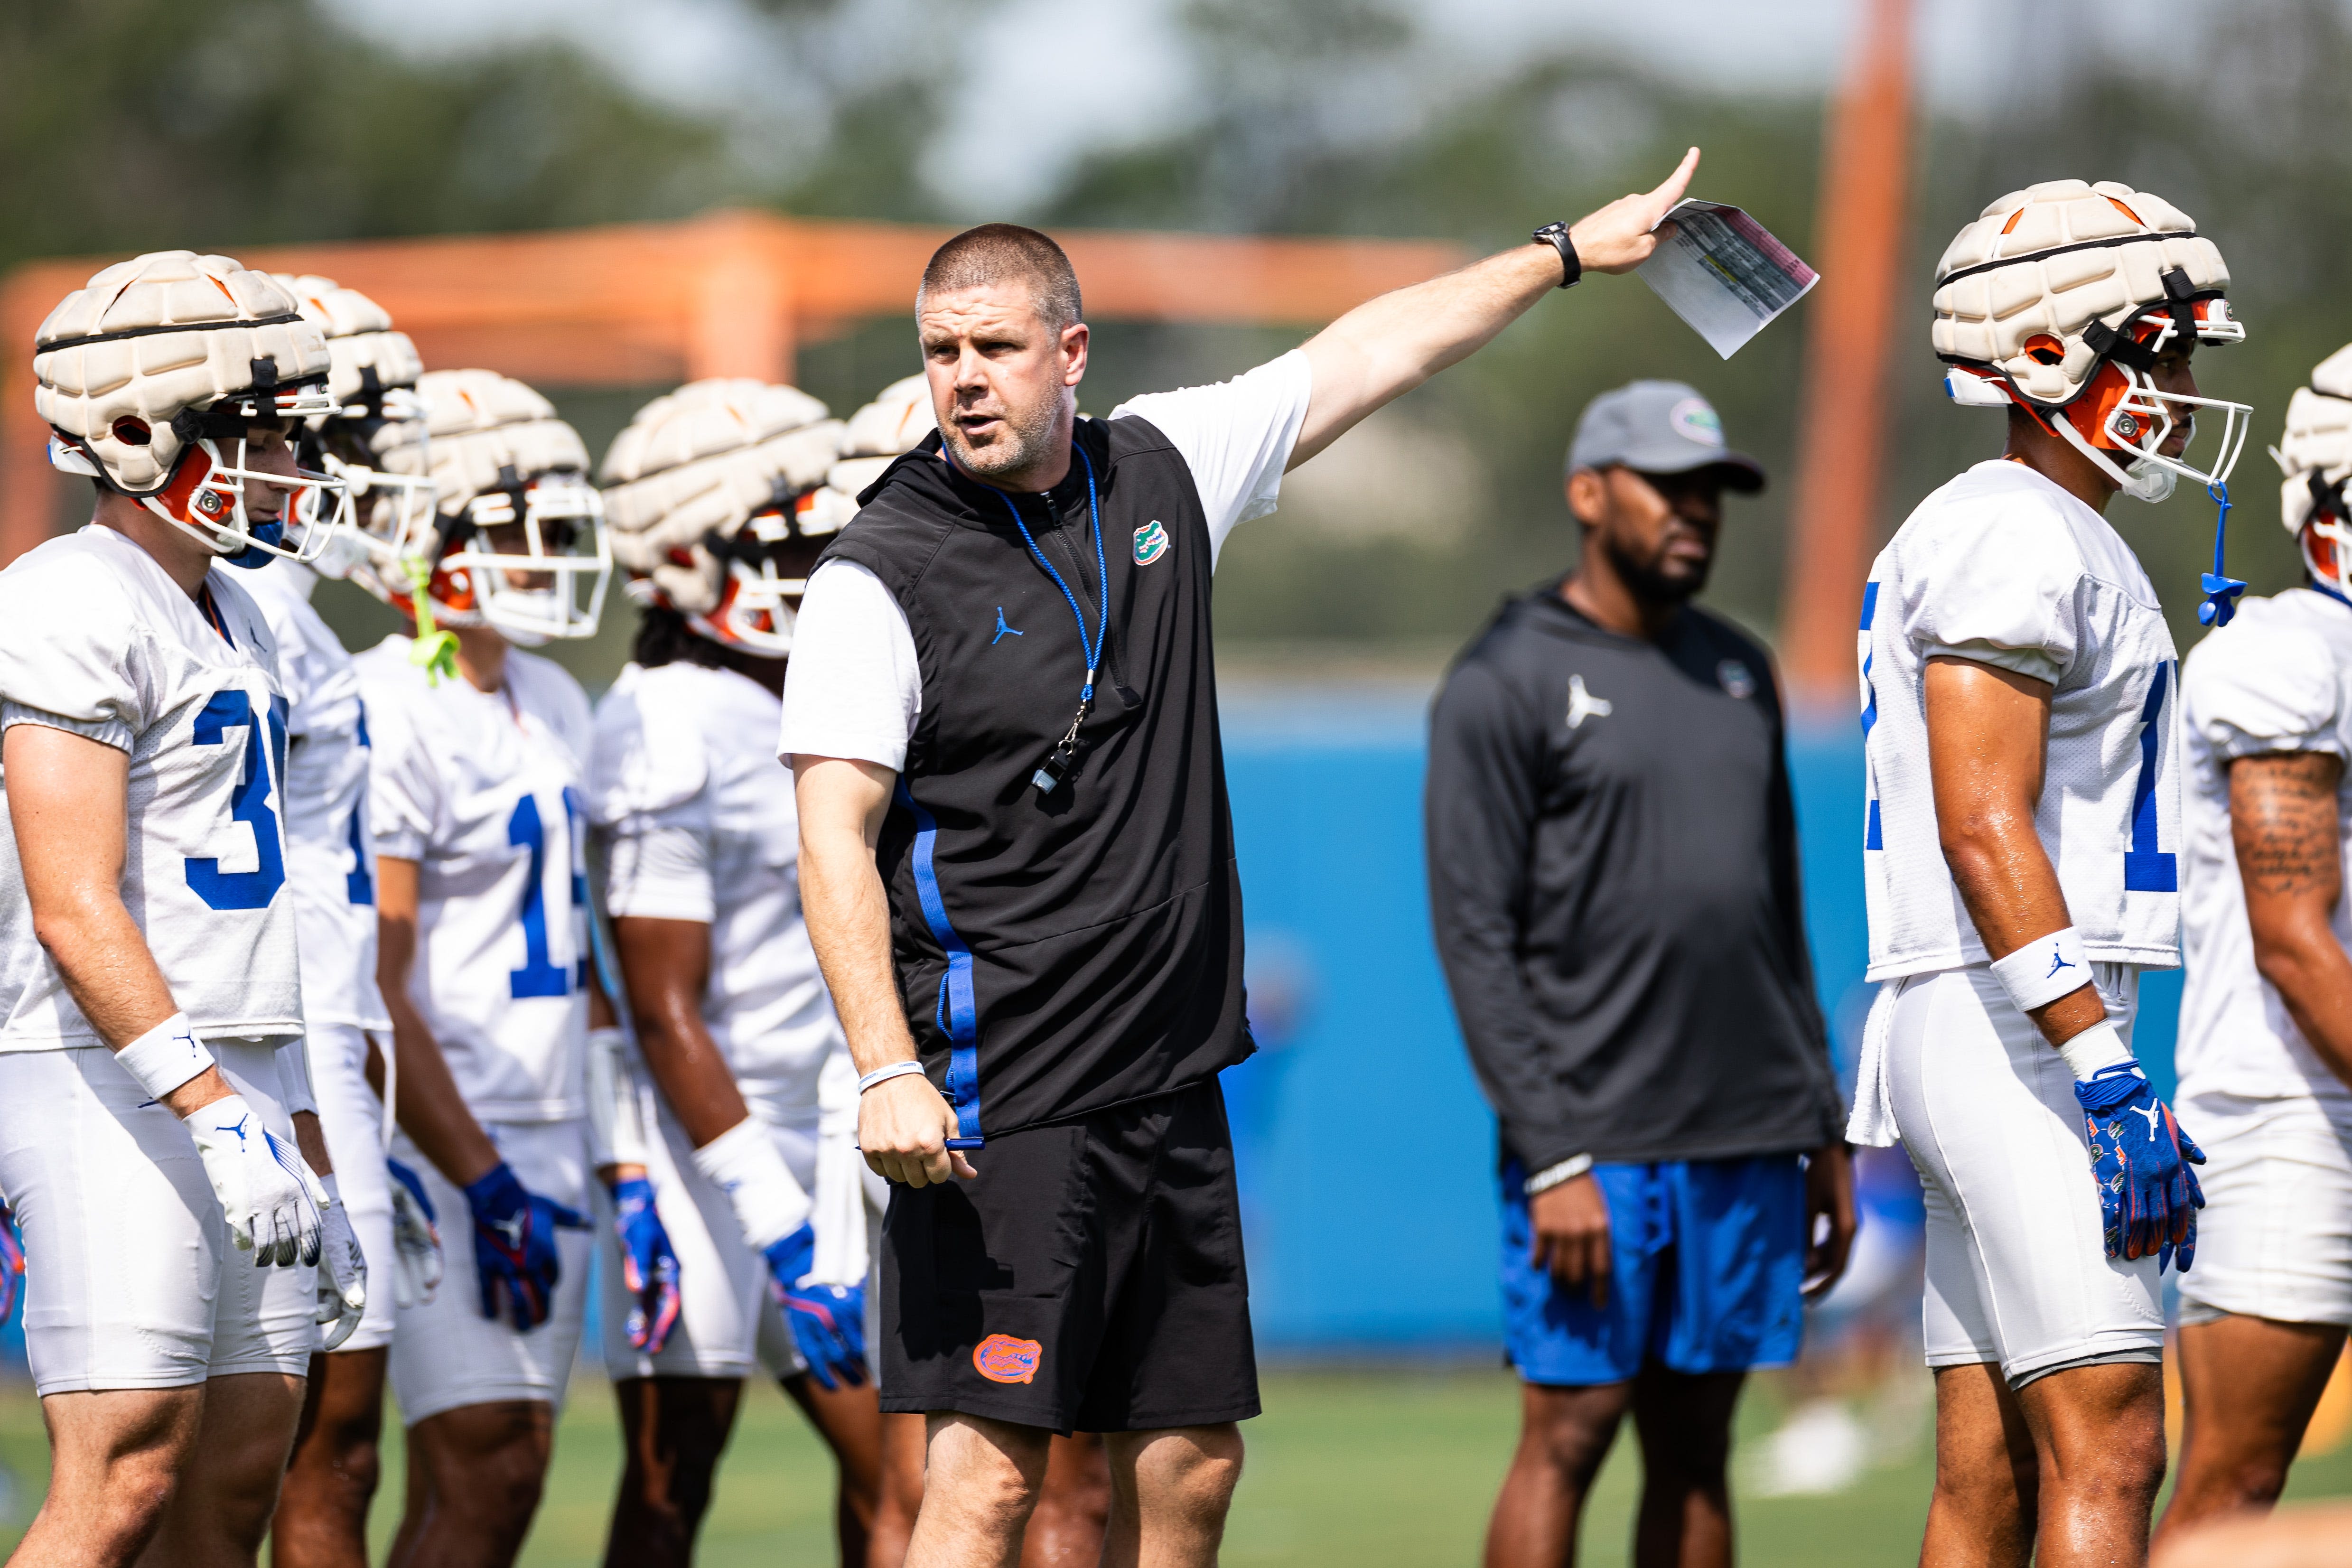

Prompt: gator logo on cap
[
  {"left": 1133, "top": 519, "right": 1170, "bottom": 566},
  {"left": 1670, "top": 397, "right": 1725, "bottom": 448},
  {"left": 974, "top": 1334, "right": 1043, "bottom": 1384}
]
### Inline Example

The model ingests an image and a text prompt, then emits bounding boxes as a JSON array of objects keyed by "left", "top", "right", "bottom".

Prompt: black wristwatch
[{"left": 1532, "top": 221, "right": 1581, "bottom": 289}]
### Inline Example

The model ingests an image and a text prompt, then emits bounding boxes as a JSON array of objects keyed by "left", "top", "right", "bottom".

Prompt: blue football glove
[
  {"left": 762, "top": 1223, "right": 868, "bottom": 1391},
  {"left": 608, "top": 1176, "right": 681, "bottom": 1355},
  {"left": 463, "top": 1161, "right": 589, "bottom": 1332},
  {"left": 2076, "top": 1062, "right": 2207, "bottom": 1272},
  {"left": 0, "top": 1202, "right": 23, "bottom": 1328}
]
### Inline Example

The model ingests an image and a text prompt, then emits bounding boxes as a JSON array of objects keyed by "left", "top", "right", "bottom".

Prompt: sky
[{"left": 322, "top": 0, "right": 2211, "bottom": 212}]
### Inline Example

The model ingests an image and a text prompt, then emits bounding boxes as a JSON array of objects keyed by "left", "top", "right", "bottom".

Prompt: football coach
[
  {"left": 784, "top": 148, "right": 1703, "bottom": 1567},
  {"left": 1428, "top": 382, "right": 1854, "bottom": 1568}
]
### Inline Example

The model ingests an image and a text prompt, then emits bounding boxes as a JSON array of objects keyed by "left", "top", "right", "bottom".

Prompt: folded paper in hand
[{"left": 1637, "top": 200, "right": 1818, "bottom": 359}]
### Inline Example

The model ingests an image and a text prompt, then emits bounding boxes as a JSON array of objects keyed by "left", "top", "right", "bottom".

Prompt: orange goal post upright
[{"left": 0, "top": 208, "right": 1464, "bottom": 566}]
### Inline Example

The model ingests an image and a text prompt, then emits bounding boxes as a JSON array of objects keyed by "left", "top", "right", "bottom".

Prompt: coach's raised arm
[{"left": 783, "top": 149, "right": 1699, "bottom": 1568}]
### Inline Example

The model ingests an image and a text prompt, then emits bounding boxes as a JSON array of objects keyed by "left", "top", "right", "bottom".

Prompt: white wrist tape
[
  {"left": 1524, "top": 1154, "right": 1594, "bottom": 1195},
  {"left": 1989, "top": 926, "right": 2091, "bottom": 1014},
  {"left": 691, "top": 1115, "right": 811, "bottom": 1250},
  {"left": 117, "top": 1012, "right": 215, "bottom": 1101},
  {"left": 585, "top": 1027, "right": 649, "bottom": 1169},
  {"left": 2057, "top": 1019, "right": 2136, "bottom": 1082},
  {"left": 858, "top": 1060, "right": 927, "bottom": 1094},
  {"left": 278, "top": 1035, "right": 319, "bottom": 1119}
]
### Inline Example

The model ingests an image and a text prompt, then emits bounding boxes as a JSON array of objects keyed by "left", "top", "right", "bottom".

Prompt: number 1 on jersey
[{"left": 506, "top": 795, "right": 570, "bottom": 999}]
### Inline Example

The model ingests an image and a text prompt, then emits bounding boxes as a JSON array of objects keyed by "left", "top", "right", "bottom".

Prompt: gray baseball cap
[{"left": 1565, "top": 380, "right": 1764, "bottom": 492}]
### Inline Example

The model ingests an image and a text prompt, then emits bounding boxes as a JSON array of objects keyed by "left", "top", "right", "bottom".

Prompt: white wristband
[
  {"left": 116, "top": 1012, "right": 215, "bottom": 1101},
  {"left": 1989, "top": 926, "right": 2092, "bottom": 1014},
  {"left": 858, "top": 1060, "right": 927, "bottom": 1094},
  {"left": 1524, "top": 1154, "right": 1594, "bottom": 1195},
  {"left": 2056, "top": 1019, "right": 2136, "bottom": 1082},
  {"left": 690, "top": 1115, "right": 811, "bottom": 1251}
]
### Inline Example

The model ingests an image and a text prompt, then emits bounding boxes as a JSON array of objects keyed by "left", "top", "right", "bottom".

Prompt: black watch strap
[{"left": 1533, "top": 221, "right": 1581, "bottom": 289}]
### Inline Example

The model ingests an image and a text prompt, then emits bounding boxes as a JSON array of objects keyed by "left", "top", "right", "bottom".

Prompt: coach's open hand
[
  {"left": 861, "top": 1072, "right": 978, "bottom": 1187},
  {"left": 1567, "top": 145, "right": 1700, "bottom": 274}
]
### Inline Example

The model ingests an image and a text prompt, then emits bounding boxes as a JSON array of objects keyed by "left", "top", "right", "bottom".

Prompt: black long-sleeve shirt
[{"left": 1425, "top": 582, "right": 1843, "bottom": 1170}]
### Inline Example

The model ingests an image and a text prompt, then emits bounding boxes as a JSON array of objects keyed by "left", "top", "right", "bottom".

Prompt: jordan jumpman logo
[
  {"left": 2045, "top": 946, "right": 2077, "bottom": 980},
  {"left": 992, "top": 607, "right": 1023, "bottom": 645}
]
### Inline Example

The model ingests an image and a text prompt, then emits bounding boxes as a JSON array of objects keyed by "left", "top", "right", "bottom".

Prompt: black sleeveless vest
[{"left": 816, "top": 415, "right": 1251, "bottom": 1137}]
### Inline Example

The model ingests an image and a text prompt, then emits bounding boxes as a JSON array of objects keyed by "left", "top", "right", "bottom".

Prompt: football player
[
  {"left": 2159, "top": 345, "right": 2352, "bottom": 1541},
  {"left": 588, "top": 377, "right": 884, "bottom": 1565},
  {"left": 1849, "top": 182, "right": 2239, "bottom": 1565},
  {"left": 354, "top": 367, "right": 611, "bottom": 1568},
  {"left": 0, "top": 251, "right": 364, "bottom": 1564},
  {"left": 254, "top": 274, "right": 448, "bottom": 1567}
]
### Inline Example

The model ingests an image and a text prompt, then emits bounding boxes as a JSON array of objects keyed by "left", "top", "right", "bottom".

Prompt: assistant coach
[
  {"left": 784, "top": 150, "right": 1704, "bottom": 1567},
  {"left": 1428, "top": 382, "right": 1854, "bottom": 1568}
]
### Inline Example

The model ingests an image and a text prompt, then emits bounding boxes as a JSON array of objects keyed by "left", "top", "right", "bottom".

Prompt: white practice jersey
[
  {"left": 241, "top": 562, "right": 391, "bottom": 1032},
  {"left": 590, "top": 661, "right": 844, "bottom": 1121},
  {"left": 357, "top": 636, "right": 593, "bottom": 1120},
  {"left": 2179, "top": 587, "right": 2352, "bottom": 1111},
  {"left": 0, "top": 527, "right": 301, "bottom": 1046},
  {"left": 1860, "top": 459, "right": 2183, "bottom": 980}
]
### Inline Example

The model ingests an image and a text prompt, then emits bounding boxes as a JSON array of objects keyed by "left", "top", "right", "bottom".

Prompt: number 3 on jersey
[
  {"left": 184, "top": 689, "right": 289, "bottom": 911},
  {"left": 505, "top": 792, "right": 586, "bottom": 999}
]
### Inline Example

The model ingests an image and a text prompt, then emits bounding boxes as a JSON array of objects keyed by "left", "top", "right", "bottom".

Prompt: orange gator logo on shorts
[{"left": 973, "top": 1334, "right": 1043, "bottom": 1385}]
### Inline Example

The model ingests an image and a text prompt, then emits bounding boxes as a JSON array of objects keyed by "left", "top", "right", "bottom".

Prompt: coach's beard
[
  {"left": 947, "top": 393, "right": 1064, "bottom": 485},
  {"left": 1609, "top": 527, "right": 1712, "bottom": 605}
]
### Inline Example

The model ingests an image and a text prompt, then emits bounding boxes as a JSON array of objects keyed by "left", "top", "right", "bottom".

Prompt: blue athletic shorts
[{"left": 1500, "top": 1154, "right": 1808, "bottom": 1386}]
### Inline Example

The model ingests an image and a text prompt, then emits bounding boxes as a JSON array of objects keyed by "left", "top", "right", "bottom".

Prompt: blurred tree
[{"left": 1049, "top": 0, "right": 2352, "bottom": 667}]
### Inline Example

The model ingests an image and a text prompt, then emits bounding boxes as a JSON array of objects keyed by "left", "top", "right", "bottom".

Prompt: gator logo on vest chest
[{"left": 1133, "top": 519, "right": 1170, "bottom": 565}]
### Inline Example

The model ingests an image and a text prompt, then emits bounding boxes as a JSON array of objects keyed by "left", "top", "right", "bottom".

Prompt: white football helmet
[
  {"left": 272, "top": 274, "right": 435, "bottom": 579},
  {"left": 1933, "top": 179, "right": 2248, "bottom": 504},
  {"left": 599, "top": 379, "right": 843, "bottom": 657},
  {"left": 789, "top": 373, "right": 937, "bottom": 552},
  {"left": 1932, "top": 179, "right": 2253, "bottom": 624},
  {"left": 35, "top": 251, "right": 351, "bottom": 568},
  {"left": 359, "top": 369, "right": 609, "bottom": 644},
  {"left": 2270, "top": 345, "right": 2352, "bottom": 600}
]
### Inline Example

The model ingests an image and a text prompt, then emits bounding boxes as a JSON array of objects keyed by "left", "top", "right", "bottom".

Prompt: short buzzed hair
[{"left": 917, "top": 224, "right": 1084, "bottom": 335}]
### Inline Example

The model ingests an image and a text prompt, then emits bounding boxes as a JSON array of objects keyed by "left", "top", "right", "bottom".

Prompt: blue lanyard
[
  {"left": 952, "top": 442, "right": 1111, "bottom": 794},
  {"left": 992, "top": 445, "right": 1108, "bottom": 703}
]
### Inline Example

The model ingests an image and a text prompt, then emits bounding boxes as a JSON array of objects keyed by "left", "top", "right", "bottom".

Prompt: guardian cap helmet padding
[
  {"left": 599, "top": 378, "right": 842, "bottom": 657},
  {"left": 797, "top": 373, "right": 936, "bottom": 539},
  {"left": 35, "top": 250, "right": 350, "bottom": 567},
  {"left": 2271, "top": 345, "right": 2352, "bottom": 598},
  {"left": 1933, "top": 180, "right": 2248, "bottom": 505},
  {"left": 364, "top": 368, "right": 609, "bottom": 644},
  {"left": 272, "top": 274, "right": 433, "bottom": 578}
]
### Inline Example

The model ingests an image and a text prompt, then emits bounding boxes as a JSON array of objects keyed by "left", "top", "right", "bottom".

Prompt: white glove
[
  {"left": 315, "top": 1174, "right": 368, "bottom": 1351},
  {"left": 183, "top": 1093, "right": 324, "bottom": 1268},
  {"left": 386, "top": 1156, "right": 445, "bottom": 1308}
]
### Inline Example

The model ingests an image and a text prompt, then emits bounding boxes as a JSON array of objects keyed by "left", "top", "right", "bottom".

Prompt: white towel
[{"left": 1846, "top": 980, "right": 1903, "bottom": 1148}]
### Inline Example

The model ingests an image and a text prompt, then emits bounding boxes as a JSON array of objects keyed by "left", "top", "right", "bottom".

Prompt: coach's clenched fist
[{"left": 858, "top": 1069, "right": 978, "bottom": 1187}]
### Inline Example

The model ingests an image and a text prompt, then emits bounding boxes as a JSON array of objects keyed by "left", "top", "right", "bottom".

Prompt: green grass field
[{"left": 1, "top": 1364, "right": 2348, "bottom": 1565}]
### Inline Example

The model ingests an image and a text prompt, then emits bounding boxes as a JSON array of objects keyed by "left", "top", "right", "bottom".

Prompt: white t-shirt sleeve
[
  {"left": 0, "top": 556, "right": 148, "bottom": 751},
  {"left": 778, "top": 560, "right": 923, "bottom": 773},
  {"left": 1110, "top": 347, "right": 1313, "bottom": 566},
  {"left": 2186, "top": 618, "right": 2343, "bottom": 760},
  {"left": 365, "top": 685, "right": 442, "bottom": 863},
  {"left": 1903, "top": 509, "right": 2084, "bottom": 688},
  {"left": 604, "top": 822, "right": 718, "bottom": 924}
]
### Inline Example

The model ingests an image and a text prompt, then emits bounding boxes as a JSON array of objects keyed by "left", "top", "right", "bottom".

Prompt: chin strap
[
  {"left": 2200, "top": 480, "right": 2247, "bottom": 628},
  {"left": 405, "top": 555, "right": 459, "bottom": 687}
]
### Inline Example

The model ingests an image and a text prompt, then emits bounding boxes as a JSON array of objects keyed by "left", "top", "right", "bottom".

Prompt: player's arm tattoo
[{"left": 2230, "top": 750, "right": 2346, "bottom": 902}]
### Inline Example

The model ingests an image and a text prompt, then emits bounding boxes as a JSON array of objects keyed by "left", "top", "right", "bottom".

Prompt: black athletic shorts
[{"left": 877, "top": 1077, "right": 1260, "bottom": 1435}]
